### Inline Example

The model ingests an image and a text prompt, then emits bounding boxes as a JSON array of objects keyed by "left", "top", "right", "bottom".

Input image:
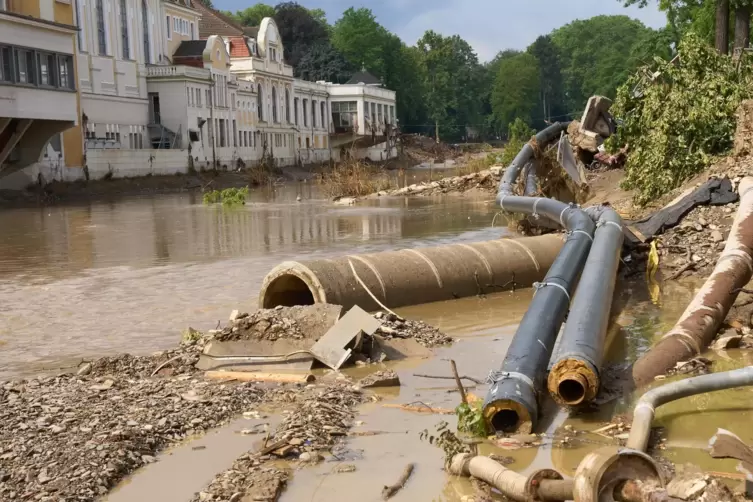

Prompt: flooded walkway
[{"left": 0, "top": 182, "right": 501, "bottom": 379}]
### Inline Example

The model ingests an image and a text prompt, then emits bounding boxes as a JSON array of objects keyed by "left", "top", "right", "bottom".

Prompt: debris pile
[
  {"left": 193, "top": 384, "right": 366, "bottom": 502},
  {"left": 375, "top": 312, "right": 453, "bottom": 348},
  {"left": 0, "top": 374, "right": 265, "bottom": 502},
  {"left": 378, "top": 169, "right": 500, "bottom": 198}
]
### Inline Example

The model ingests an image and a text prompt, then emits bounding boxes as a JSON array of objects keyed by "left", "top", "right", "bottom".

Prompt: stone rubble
[{"left": 375, "top": 312, "right": 453, "bottom": 348}]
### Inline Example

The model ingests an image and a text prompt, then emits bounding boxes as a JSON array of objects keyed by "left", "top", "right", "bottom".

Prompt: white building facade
[{"left": 0, "top": 0, "right": 397, "bottom": 188}]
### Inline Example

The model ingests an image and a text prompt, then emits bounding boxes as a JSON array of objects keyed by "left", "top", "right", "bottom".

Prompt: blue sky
[{"left": 213, "top": 0, "right": 667, "bottom": 62}]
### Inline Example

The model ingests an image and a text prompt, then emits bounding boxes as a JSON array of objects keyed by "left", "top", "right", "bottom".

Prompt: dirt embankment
[{"left": 0, "top": 306, "right": 450, "bottom": 502}]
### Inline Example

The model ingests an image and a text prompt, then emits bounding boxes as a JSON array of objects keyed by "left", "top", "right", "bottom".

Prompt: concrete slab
[
  {"left": 309, "top": 306, "right": 381, "bottom": 370},
  {"left": 196, "top": 339, "right": 315, "bottom": 372}
]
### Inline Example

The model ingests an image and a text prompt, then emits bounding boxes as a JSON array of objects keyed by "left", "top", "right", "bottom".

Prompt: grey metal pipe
[
  {"left": 483, "top": 195, "right": 595, "bottom": 433},
  {"left": 499, "top": 122, "right": 571, "bottom": 197},
  {"left": 627, "top": 366, "right": 753, "bottom": 452},
  {"left": 547, "top": 206, "right": 624, "bottom": 406},
  {"left": 258, "top": 235, "right": 564, "bottom": 311}
]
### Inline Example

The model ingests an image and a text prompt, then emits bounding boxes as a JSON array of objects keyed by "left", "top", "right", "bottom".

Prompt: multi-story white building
[{"left": 0, "top": 0, "right": 397, "bottom": 188}]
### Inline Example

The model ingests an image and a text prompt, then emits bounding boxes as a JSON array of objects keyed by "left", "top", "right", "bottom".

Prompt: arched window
[
  {"left": 257, "top": 83, "right": 263, "bottom": 121},
  {"left": 285, "top": 89, "right": 291, "bottom": 123},
  {"left": 272, "top": 86, "right": 278, "bottom": 123}
]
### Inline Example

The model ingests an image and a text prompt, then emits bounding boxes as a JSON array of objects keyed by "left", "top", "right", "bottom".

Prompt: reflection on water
[{"left": 0, "top": 183, "right": 502, "bottom": 379}]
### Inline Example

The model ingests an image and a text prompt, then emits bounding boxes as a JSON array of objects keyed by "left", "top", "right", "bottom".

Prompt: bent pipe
[
  {"left": 258, "top": 235, "right": 564, "bottom": 312},
  {"left": 627, "top": 366, "right": 753, "bottom": 452},
  {"left": 449, "top": 453, "right": 573, "bottom": 502},
  {"left": 499, "top": 121, "right": 571, "bottom": 197},
  {"left": 483, "top": 194, "right": 595, "bottom": 433},
  {"left": 632, "top": 177, "right": 753, "bottom": 388},
  {"left": 547, "top": 206, "right": 624, "bottom": 406}
]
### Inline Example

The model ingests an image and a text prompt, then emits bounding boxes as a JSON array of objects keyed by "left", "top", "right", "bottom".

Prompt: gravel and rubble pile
[
  {"left": 214, "top": 308, "right": 307, "bottom": 342},
  {"left": 192, "top": 384, "right": 367, "bottom": 502},
  {"left": 375, "top": 312, "right": 453, "bottom": 347},
  {"left": 0, "top": 373, "right": 266, "bottom": 501},
  {"left": 367, "top": 168, "right": 501, "bottom": 200}
]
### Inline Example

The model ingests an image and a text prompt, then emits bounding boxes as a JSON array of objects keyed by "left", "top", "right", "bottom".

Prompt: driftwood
[
  {"left": 382, "top": 403, "right": 454, "bottom": 415},
  {"left": 382, "top": 463, "right": 415, "bottom": 500},
  {"left": 204, "top": 370, "right": 315, "bottom": 384},
  {"left": 413, "top": 373, "right": 484, "bottom": 384}
]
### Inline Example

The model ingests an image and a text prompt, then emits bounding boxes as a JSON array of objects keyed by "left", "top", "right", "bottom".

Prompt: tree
[
  {"left": 551, "top": 16, "right": 657, "bottom": 112},
  {"left": 733, "top": 0, "right": 751, "bottom": 50},
  {"left": 416, "top": 30, "right": 484, "bottom": 142},
  {"left": 718, "top": 0, "right": 731, "bottom": 52},
  {"left": 273, "top": 2, "right": 330, "bottom": 67},
  {"left": 296, "top": 41, "right": 355, "bottom": 83},
  {"left": 331, "top": 8, "right": 390, "bottom": 77},
  {"left": 527, "top": 36, "right": 565, "bottom": 125},
  {"left": 491, "top": 52, "right": 541, "bottom": 133},
  {"left": 231, "top": 3, "right": 275, "bottom": 27}
]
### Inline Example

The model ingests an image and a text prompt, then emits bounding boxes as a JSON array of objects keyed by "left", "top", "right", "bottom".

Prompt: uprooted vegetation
[
  {"left": 607, "top": 33, "right": 753, "bottom": 206},
  {"left": 202, "top": 187, "right": 249, "bottom": 206},
  {"left": 317, "top": 159, "right": 394, "bottom": 197}
]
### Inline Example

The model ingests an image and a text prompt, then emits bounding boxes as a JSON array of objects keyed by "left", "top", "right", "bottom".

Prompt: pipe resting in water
[
  {"left": 547, "top": 205, "right": 624, "bottom": 406},
  {"left": 627, "top": 366, "right": 753, "bottom": 451}
]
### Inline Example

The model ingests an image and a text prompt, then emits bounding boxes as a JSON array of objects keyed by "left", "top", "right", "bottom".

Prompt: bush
[
  {"left": 202, "top": 187, "right": 249, "bottom": 206},
  {"left": 608, "top": 33, "right": 753, "bottom": 206}
]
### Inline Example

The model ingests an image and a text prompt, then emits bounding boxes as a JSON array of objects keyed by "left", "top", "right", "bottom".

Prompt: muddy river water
[{"left": 2, "top": 180, "right": 752, "bottom": 500}]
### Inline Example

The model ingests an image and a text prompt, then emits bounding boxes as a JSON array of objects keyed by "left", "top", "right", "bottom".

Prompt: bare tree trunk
[
  {"left": 717, "top": 0, "right": 730, "bottom": 54},
  {"left": 735, "top": 5, "right": 751, "bottom": 51}
]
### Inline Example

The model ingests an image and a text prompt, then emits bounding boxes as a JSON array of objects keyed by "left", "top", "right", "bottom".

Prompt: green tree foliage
[
  {"left": 491, "top": 52, "right": 541, "bottom": 133},
  {"left": 228, "top": 3, "right": 275, "bottom": 26},
  {"left": 527, "top": 36, "right": 565, "bottom": 125},
  {"left": 416, "top": 31, "right": 484, "bottom": 141},
  {"left": 551, "top": 16, "right": 659, "bottom": 112},
  {"left": 296, "top": 41, "right": 355, "bottom": 83},
  {"left": 331, "top": 8, "right": 390, "bottom": 76},
  {"left": 273, "top": 2, "right": 329, "bottom": 67},
  {"left": 608, "top": 33, "right": 753, "bottom": 205}
]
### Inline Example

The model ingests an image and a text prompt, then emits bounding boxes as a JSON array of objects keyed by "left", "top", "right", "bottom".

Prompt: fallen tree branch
[
  {"left": 382, "top": 403, "right": 454, "bottom": 415},
  {"left": 382, "top": 463, "right": 415, "bottom": 500},
  {"left": 449, "top": 359, "right": 467, "bottom": 405},
  {"left": 668, "top": 261, "right": 697, "bottom": 280}
]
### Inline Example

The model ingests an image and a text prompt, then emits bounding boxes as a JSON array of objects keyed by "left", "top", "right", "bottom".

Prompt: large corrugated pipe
[
  {"left": 632, "top": 177, "right": 753, "bottom": 387},
  {"left": 547, "top": 205, "right": 624, "bottom": 406},
  {"left": 499, "top": 122, "right": 571, "bottom": 197},
  {"left": 258, "top": 235, "right": 563, "bottom": 311},
  {"left": 483, "top": 195, "right": 595, "bottom": 433},
  {"left": 627, "top": 366, "right": 753, "bottom": 452}
]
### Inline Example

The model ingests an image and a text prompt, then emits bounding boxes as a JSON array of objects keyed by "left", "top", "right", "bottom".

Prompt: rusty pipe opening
[
  {"left": 556, "top": 372, "right": 588, "bottom": 406},
  {"left": 485, "top": 399, "right": 532, "bottom": 434}
]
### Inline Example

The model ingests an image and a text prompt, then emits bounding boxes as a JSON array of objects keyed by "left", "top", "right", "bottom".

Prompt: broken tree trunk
[
  {"left": 718, "top": 0, "right": 731, "bottom": 54},
  {"left": 632, "top": 177, "right": 753, "bottom": 387}
]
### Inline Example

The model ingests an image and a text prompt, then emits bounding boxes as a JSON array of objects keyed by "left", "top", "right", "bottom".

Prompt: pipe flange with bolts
[
  {"left": 526, "top": 468, "right": 565, "bottom": 501},
  {"left": 573, "top": 447, "right": 663, "bottom": 502}
]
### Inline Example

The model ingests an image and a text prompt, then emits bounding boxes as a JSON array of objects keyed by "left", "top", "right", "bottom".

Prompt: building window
[
  {"left": 96, "top": 0, "right": 107, "bottom": 55},
  {"left": 272, "top": 86, "right": 278, "bottom": 122},
  {"left": 15, "top": 49, "right": 35, "bottom": 84},
  {"left": 302, "top": 99, "right": 308, "bottom": 127},
  {"left": 74, "top": 0, "right": 85, "bottom": 50},
  {"left": 142, "top": 0, "right": 150, "bottom": 64},
  {"left": 190, "top": 22, "right": 195, "bottom": 40},
  {"left": 312, "top": 100, "right": 317, "bottom": 128},
  {"left": 331, "top": 101, "right": 358, "bottom": 133},
  {"left": 285, "top": 89, "right": 290, "bottom": 123},
  {"left": 321, "top": 101, "right": 326, "bottom": 130},
  {"left": 38, "top": 52, "right": 57, "bottom": 86},
  {"left": 121, "top": 0, "right": 130, "bottom": 59},
  {"left": 294, "top": 97, "right": 299, "bottom": 125},
  {"left": 257, "top": 83, "right": 263, "bottom": 121},
  {"left": 0, "top": 46, "right": 12, "bottom": 83},
  {"left": 166, "top": 15, "right": 171, "bottom": 40},
  {"left": 58, "top": 55, "right": 74, "bottom": 89}
]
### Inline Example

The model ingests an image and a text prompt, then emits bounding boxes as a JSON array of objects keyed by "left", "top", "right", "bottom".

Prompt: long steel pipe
[
  {"left": 632, "top": 177, "right": 753, "bottom": 387},
  {"left": 483, "top": 122, "right": 595, "bottom": 434},
  {"left": 627, "top": 366, "right": 753, "bottom": 451},
  {"left": 547, "top": 205, "right": 624, "bottom": 406}
]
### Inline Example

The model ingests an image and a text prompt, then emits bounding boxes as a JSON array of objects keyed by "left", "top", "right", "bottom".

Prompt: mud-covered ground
[{"left": 0, "top": 307, "right": 449, "bottom": 502}]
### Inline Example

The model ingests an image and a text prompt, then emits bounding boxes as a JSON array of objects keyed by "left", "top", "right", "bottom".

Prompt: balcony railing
[{"left": 145, "top": 65, "right": 210, "bottom": 80}]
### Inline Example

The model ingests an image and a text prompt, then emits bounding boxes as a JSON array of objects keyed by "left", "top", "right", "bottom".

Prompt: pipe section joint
[{"left": 526, "top": 469, "right": 565, "bottom": 501}]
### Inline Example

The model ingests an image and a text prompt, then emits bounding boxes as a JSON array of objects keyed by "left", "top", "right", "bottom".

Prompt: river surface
[{"left": 0, "top": 181, "right": 505, "bottom": 379}]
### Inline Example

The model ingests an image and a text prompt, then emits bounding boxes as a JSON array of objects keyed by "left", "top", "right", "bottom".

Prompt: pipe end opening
[
  {"left": 484, "top": 399, "right": 532, "bottom": 434},
  {"left": 491, "top": 410, "right": 520, "bottom": 433},
  {"left": 558, "top": 378, "right": 586, "bottom": 406},
  {"left": 261, "top": 274, "right": 315, "bottom": 309}
]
